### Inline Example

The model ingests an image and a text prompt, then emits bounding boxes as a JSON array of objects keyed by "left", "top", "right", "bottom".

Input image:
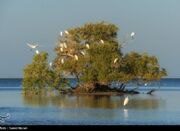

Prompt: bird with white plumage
[
  {"left": 61, "top": 58, "right": 64, "bottom": 64},
  {"left": 63, "top": 42, "right": 67, "bottom": 48},
  {"left": 64, "top": 30, "right": 69, "bottom": 35},
  {"left": 27, "top": 43, "right": 39, "bottom": 50},
  {"left": 114, "top": 58, "right": 118, "bottom": 64},
  {"left": 80, "top": 51, "right": 85, "bottom": 56},
  {"left": 130, "top": 32, "right": 135, "bottom": 39},
  {"left": 86, "top": 44, "right": 90, "bottom": 49},
  {"left": 100, "top": 39, "right": 104, "bottom": 44},
  {"left": 35, "top": 50, "right": 39, "bottom": 54},
  {"left": 74, "top": 55, "right": 78, "bottom": 61},
  {"left": 123, "top": 96, "right": 129, "bottom": 106}
]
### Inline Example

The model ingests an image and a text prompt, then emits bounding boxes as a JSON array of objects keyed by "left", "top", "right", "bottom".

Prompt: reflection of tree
[
  {"left": 23, "top": 95, "right": 50, "bottom": 107},
  {"left": 127, "top": 98, "right": 165, "bottom": 109},
  {"left": 22, "top": 94, "right": 165, "bottom": 109}
]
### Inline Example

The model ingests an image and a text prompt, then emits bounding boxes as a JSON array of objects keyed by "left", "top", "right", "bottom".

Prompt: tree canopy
[{"left": 23, "top": 22, "right": 167, "bottom": 94}]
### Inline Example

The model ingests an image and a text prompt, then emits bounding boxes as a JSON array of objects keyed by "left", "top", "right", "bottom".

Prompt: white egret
[
  {"left": 27, "top": 43, "right": 38, "bottom": 49},
  {"left": 144, "top": 83, "right": 148, "bottom": 86},
  {"left": 63, "top": 42, "right": 67, "bottom": 48},
  {"left": 64, "top": 30, "right": 69, "bottom": 35},
  {"left": 60, "top": 47, "right": 63, "bottom": 52},
  {"left": 114, "top": 58, "right": 118, "bottom": 64},
  {"left": 86, "top": 44, "right": 90, "bottom": 49},
  {"left": 80, "top": 51, "right": 85, "bottom": 56},
  {"left": 130, "top": 32, "right": 135, "bottom": 39},
  {"left": 49, "top": 62, "right": 52, "bottom": 67},
  {"left": 35, "top": 50, "right": 39, "bottom": 54},
  {"left": 59, "top": 43, "right": 64, "bottom": 48},
  {"left": 61, "top": 58, "right": 64, "bottom": 64},
  {"left": 60, "top": 31, "right": 63, "bottom": 36},
  {"left": 74, "top": 55, "right": 78, "bottom": 61},
  {"left": 123, "top": 96, "right": 129, "bottom": 106},
  {"left": 100, "top": 39, "right": 104, "bottom": 44}
]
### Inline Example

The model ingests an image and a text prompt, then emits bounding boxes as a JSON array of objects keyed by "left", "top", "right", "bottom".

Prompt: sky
[{"left": 0, "top": 0, "right": 180, "bottom": 78}]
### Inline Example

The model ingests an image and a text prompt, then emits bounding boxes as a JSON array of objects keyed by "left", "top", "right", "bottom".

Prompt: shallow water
[{"left": 1, "top": 89, "right": 180, "bottom": 125}]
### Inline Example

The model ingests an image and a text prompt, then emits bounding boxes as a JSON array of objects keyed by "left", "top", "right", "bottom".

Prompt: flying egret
[
  {"left": 123, "top": 96, "right": 129, "bottom": 106},
  {"left": 35, "top": 50, "right": 39, "bottom": 54},
  {"left": 27, "top": 43, "right": 39, "bottom": 49},
  {"left": 130, "top": 32, "right": 135, "bottom": 39},
  {"left": 60, "top": 31, "right": 63, "bottom": 36},
  {"left": 74, "top": 55, "right": 78, "bottom": 61},
  {"left": 100, "top": 39, "right": 104, "bottom": 44},
  {"left": 64, "top": 30, "right": 69, "bottom": 35},
  {"left": 61, "top": 58, "right": 64, "bottom": 64},
  {"left": 60, "top": 47, "right": 63, "bottom": 52},
  {"left": 86, "top": 44, "right": 90, "bottom": 49},
  {"left": 63, "top": 42, "right": 67, "bottom": 48},
  {"left": 114, "top": 58, "right": 118, "bottom": 64}
]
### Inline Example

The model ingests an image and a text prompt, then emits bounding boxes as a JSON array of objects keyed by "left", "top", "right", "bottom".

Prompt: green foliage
[
  {"left": 24, "top": 21, "right": 167, "bottom": 94},
  {"left": 122, "top": 52, "right": 167, "bottom": 83},
  {"left": 53, "top": 21, "right": 167, "bottom": 92},
  {"left": 22, "top": 52, "right": 69, "bottom": 95}
]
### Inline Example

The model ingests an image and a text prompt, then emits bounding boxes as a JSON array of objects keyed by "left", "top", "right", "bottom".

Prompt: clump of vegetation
[
  {"left": 22, "top": 52, "right": 70, "bottom": 95},
  {"left": 23, "top": 22, "right": 167, "bottom": 95}
]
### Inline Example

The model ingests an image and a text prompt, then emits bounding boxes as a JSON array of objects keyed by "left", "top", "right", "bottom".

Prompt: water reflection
[{"left": 22, "top": 94, "right": 166, "bottom": 110}]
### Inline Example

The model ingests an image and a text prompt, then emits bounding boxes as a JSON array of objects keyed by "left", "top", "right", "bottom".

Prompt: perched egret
[
  {"left": 144, "top": 83, "right": 148, "bottom": 86},
  {"left": 74, "top": 55, "right": 78, "bottom": 61},
  {"left": 60, "top": 31, "right": 63, "bottom": 36},
  {"left": 64, "top": 30, "right": 69, "bottom": 35},
  {"left": 27, "top": 43, "right": 38, "bottom": 49},
  {"left": 49, "top": 62, "right": 52, "bottom": 67},
  {"left": 100, "top": 39, "right": 104, "bottom": 44},
  {"left": 80, "top": 51, "right": 85, "bottom": 56},
  {"left": 35, "top": 50, "right": 39, "bottom": 54},
  {"left": 123, "top": 96, "right": 129, "bottom": 106},
  {"left": 130, "top": 32, "right": 135, "bottom": 39},
  {"left": 114, "top": 58, "right": 118, "bottom": 64},
  {"left": 86, "top": 44, "right": 90, "bottom": 49},
  {"left": 61, "top": 58, "right": 64, "bottom": 64},
  {"left": 63, "top": 42, "right": 67, "bottom": 48},
  {"left": 60, "top": 48, "right": 63, "bottom": 52},
  {"left": 59, "top": 43, "right": 64, "bottom": 48}
]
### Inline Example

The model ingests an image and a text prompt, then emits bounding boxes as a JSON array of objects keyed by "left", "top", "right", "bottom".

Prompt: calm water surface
[{"left": 0, "top": 78, "right": 180, "bottom": 125}]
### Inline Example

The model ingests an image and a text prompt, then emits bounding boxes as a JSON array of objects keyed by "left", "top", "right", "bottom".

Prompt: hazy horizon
[{"left": 1, "top": 0, "right": 180, "bottom": 78}]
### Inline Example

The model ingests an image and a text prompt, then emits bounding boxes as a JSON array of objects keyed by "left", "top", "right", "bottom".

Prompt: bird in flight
[
  {"left": 130, "top": 32, "right": 135, "bottom": 39},
  {"left": 27, "top": 43, "right": 39, "bottom": 50}
]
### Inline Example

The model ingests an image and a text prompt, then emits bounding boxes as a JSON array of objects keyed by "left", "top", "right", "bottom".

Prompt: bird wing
[{"left": 27, "top": 43, "right": 33, "bottom": 48}]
